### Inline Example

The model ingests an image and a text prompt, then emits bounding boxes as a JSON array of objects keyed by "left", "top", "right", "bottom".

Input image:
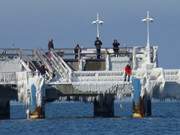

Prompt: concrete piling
[
  {"left": 0, "top": 100, "right": 10, "bottom": 119},
  {"left": 94, "top": 94, "right": 114, "bottom": 117},
  {"left": 132, "top": 77, "right": 152, "bottom": 118}
]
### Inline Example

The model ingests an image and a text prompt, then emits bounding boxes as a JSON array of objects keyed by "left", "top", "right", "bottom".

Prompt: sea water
[{"left": 0, "top": 101, "right": 180, "bottom": 135}]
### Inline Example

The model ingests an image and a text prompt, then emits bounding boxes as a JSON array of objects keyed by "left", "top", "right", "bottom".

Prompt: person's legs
[
  {"left": 127, "top": 75, "right": 130, "bottom": 82},
  {"left": 115, "top": 51, "right": 118, "bottom": 57},
  {"left": 97, "top": 49, "right": 101, "bottom": 59},
  {"left": 116, "top": 49, "right": 119, "bottom": 56},
  {"left": 115, "top": 49, "right": 118, "bottom": 56},
  {"left": 124, "top": 73, "right": 127, "bottom": 81},
  {"left": 75, "top": 53, "right": 78, "bottom": 59},
  {"left": 113, "top": 49, "right": 116, "bottom": 56}
]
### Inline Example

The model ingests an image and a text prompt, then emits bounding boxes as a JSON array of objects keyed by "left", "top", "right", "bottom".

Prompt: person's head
[
  {"left": 76, "top": 44, "right": 79, "bottom": 47},
  {"left": 126, "top": 64, "right": 130, "bottom": 67},
  {"left": 96, "top": 37, "right": 99, "bottom": 40},
  {"left": 49, "top": 38, "right": 53, "bottom": 42},
  {"left": 114, "top": 39, "right": 117, "bottom": 43}
]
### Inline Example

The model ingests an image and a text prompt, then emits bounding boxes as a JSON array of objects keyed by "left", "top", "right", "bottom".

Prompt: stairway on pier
[{"left": 70, "top": 71, "right": 132, "bottom": 95}]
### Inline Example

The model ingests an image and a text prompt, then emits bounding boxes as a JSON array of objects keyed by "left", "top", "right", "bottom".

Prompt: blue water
[{"left": 1, "top": 101, "right": 180, "bottom": 135}]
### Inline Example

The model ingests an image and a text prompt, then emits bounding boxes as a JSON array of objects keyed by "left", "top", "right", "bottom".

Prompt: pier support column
[
  {"left": 27, "top": 75, "right": 45, "bottom": 119},
  {"left": 132, "top": 78, "right": 152, "bottom": 118},
  {"left": 0, "top": 100, "right": 10, "bottom": 119},
  {"left": 94, "top": 94, "right": 114, "bottom": 117},
  {"left": 144, "top": 94, "right": 151, "bottom": 117}
]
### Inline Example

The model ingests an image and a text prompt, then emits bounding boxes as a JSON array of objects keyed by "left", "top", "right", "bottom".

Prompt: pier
[
  {"left": 0, "top": 46, "right": 179, "bottom": 119},
  {"left": 0, "top": 12, "right": 180, "bottom": 119}
]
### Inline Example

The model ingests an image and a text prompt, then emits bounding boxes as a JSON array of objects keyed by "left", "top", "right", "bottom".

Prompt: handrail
[
  {"left": 73, "top": 71, "right": 124, "bottom": 76},
  {"left": 50, "top": 51, "right": 72, "bottom": 82},
  {"left": 19, "top": 59, "right": 31, "bottom": 72},
  {"left": 47, "top": 52, "right": 66, "bottom": 79},
  {"left": 0, "top": 72, "right": 16, "bottom": 84},
  {"left": 34, "top": 49, "right": 54, "bottom": 80},
  {"left": 36, "top": 49, "right": 72, "bottom": 82},
  {"left": 23, "top": 55, "right": 37, "bottom": 71},
  {"left": 53, "top": 51, "right": 72, "bottom": 71},
  {"left": 164, "top": 69, "right": 180, "bottom": 82},
  {"left": 35, "top": 50, "right": 53, "bottom": 73}
]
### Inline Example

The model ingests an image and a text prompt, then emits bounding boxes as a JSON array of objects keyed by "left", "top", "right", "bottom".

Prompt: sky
[{"left": 0, "top": 0, "right": 180, "bottom": 68}]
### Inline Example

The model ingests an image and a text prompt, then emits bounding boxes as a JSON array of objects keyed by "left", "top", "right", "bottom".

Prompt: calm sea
[{"left": 0, "top": 101, "right": 180, "bottom": 135}]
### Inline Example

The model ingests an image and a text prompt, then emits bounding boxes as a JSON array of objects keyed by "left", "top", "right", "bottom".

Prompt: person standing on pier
[
  {"left": 124, "top": 64, "right": 132, "bottom": 82},
  {"left": 40, "top": 64, "right": 48, "bottom": 76},
  {"left": 74, "top": 44, "right": 81, "bottom": 59},
  {"left": 112, "top": 39, "right": 120, "bottom": 56},
  {"left": 95, "top": 37, "right": 102, "bottom": 59},
  {"left": 48, "top": 39, "right": 54, "bottom": 51}
]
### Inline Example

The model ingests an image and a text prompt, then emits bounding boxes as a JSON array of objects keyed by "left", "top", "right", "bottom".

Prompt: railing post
[
  {"left": 79, "top": 58, "right": 83, "bottom": 71},
  {"left": 106, "top": 54, "right": 110, "bottom": 71},
  {"left": 3, "top": 73, "right": 5, "bottom": 83},
  {"left": 132, "top": 47, "right": 137, "bottom": 70}
]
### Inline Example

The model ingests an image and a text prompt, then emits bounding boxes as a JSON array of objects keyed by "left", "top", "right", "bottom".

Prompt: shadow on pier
[{"left": 0, "top": 85, "right": 17, "bottom": 119}]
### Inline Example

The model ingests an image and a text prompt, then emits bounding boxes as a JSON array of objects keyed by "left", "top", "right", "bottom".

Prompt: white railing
[
  {"left": 23, "top": 55, "right": 37, "bottom": 71},
  {"left": 44, "top": 51, "right": 64, "bottom": 78},
  {"left": 51, "top": 51, "right": 72, "bottom": 82},
  {"left": 164, "top": 69, "right": 180, "bottom": 82},
  {"left": 35, "top": 50, "right": 54, "bottom": 74},
  {"left": 19, "top": 59, "right": 31, "bottom": 72},
  {"left": 72, "top": 71, "right": 125, "bottom": 82},
  {"left": 0, "top": 72, "right": 16, "bottom": 84}
]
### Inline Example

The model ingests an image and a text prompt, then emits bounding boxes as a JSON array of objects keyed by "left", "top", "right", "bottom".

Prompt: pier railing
[
  {"left": 164, "top": 69, "right": 180, "bottom": 82},
  {"left": 34, "top": 49, "right": 54, "bottom": 79},
  {"left": 51, "top": 51, "right": 72, "bottom": 82},
  {"left": 34, "top": 49, "right": 72, "bottom": 82},
  {"left": 0, "top": 47, "right": 149, "bottom": 60},
  {"left": 0, "top": 72, "right": 16, "bottom": 84},
  {"left": 72, "top": 71, "right": 125, "bottom": 82}
]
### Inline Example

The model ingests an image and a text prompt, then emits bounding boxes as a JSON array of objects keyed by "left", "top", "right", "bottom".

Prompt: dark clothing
[
  {"left": 95, "top": 40, "right": 102, "bottom": 49},
  {"left": 124, "top": 73, "right": 131, "bottom": 82},
  {"left": 74, "top": 45, "right": 81, "bottom": 59},
  {"left": 113, "top": 41, "right": 120, "bottom": 56},
  {"left": 40, "top": 65, "right": 47, "bottom": 75},
  {"left": 52, "top": 71, "right": 56, "bottom": 78},
  {"left": 96, "top": 49, "right": 101, "bottom": 59},
  {"left": 95, "top": 38, "right": 102, "bottom": 59},
  {"left": 48, "top": 40, "right": 54, "bottom": 50},
  {"left": 59, "top": 50, "right": 64, "bottom": 57}
]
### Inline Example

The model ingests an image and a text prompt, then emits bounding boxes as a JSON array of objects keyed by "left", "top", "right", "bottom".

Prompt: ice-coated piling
[
  {"left": 132, "top": 77, "right": 152, "bottom": 118},
  {"left": 93, "top": 94, "right": 114, "bottom": 117}
]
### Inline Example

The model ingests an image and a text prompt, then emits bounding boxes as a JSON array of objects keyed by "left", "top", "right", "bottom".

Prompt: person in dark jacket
[
  {"left": 124, "top": 64, "right": 132, "bottom": 82},
  {"left": 94, "top": 37, "right": 102, "bottom": 59},
  {"left": 74, "top": 44, "right": 81, "bottom": 59},
  {"left": 40, "top": 64, "right": 47, "bottom": 75},
  {"left": 112, "top": 39, "right": 120, "bottom": 56},
  {"left": 48, "top": 39, "right": 54, "bottom": 50}
]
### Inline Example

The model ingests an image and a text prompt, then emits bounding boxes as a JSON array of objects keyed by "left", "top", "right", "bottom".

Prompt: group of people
[
  {"left": 46, "top": 38, "right": 132, "bottom": 81},
  {"left": 74, "top": 37, "right": 120, "bottom": 60},
  {"left": 47, "top": 37, "right": 121, "bottom": 60},
  {"left": 74, "top": 37, "right": 132, "bottom": 81},
  {"left": 94, "top": 37, "right": 121, "bottom": 59}
]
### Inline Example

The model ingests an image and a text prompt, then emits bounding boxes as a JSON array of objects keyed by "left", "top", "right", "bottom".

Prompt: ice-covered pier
[
  {"left": 0, "top": 12, "right": 180, "bottom": 119},
  {"left": 0, "top": 46, "right": 179, "bottom": 119}
]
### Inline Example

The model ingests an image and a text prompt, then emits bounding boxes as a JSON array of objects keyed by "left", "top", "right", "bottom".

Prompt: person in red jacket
[{"left": 124, "top": 64, "right": 132, "bottom": 82}]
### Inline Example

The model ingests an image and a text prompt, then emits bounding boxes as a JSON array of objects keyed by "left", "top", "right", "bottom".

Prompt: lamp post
[
  {"left": 92, "top": 13, "right": 104, "bottom": 38},
  {"left": 142, "top": 11, "right": 154, "bottom": 64}
]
